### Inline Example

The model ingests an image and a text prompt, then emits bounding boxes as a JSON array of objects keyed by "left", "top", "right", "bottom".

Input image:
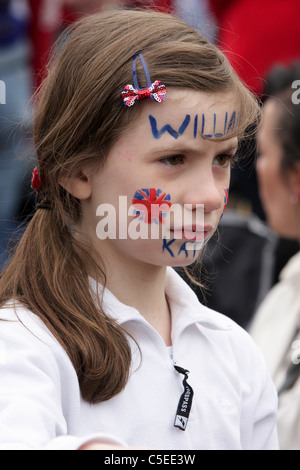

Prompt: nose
[{"left": 182, "top": 170, "right": 223, "bottom": 214}]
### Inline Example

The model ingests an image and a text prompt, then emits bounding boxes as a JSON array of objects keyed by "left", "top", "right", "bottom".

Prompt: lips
[{"left": 169, "top": 225, "right": 213, "bottom": 241}]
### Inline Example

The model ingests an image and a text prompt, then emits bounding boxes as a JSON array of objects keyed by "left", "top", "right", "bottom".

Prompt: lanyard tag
[{"left": 174, "top": 365, "right": 194, "bottom": 431}]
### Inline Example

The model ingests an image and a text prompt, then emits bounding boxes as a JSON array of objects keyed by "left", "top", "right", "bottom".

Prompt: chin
[{"left": 163, "top": 253, "right": 202, "bottom": 268}]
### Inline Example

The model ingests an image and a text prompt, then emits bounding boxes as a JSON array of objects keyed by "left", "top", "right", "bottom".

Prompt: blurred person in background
[{"left": 250, "top": 62, "right": 300, "bottom": 450}]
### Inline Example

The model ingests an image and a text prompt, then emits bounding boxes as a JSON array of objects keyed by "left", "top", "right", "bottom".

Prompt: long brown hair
[{"left": 0, "top": 9, "right": 261, "bottom": 404}]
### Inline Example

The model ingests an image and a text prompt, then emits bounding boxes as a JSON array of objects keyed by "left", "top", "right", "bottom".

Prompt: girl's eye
[
  {"left": 159, "top": 154, "right": 185, "bottom": 167},
  {"left": 214, "top": 153, "right": 236, "bottom": 168}
]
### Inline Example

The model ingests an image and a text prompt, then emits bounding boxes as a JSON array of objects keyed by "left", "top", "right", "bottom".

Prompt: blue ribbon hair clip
[{"left": 122, "top": 52, "right": 167, "bottom": 107}]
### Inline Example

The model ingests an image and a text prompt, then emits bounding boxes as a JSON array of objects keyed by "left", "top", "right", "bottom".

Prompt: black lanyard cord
[{"left": 174, "top": 364, "right": 194, "bottom": 431}]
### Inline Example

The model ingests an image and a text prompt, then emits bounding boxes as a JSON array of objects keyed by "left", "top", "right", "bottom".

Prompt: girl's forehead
[
  {"left": 136, "top": 88, "right": 238, "bottom": 124},
  {"left": 131, "top": 88, "right": 239, "bottom": 141},
  {"left": 163, "top": 87, "right": 235, "bottom": 108}
]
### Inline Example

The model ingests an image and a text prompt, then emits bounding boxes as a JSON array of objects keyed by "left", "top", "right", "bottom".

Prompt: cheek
[
  {"left": 257, "top": 158, "right": 279, "bottom": 202},
  {"left": 131, "top": 188, "right": 172, "bottom": 225},
  {"left": 218, "top": 187, "right": 229, "bottom": 222},
  {"left": 257, "top": 162, "right": 292, "bottom": 232},
  {"left": 223, "top": 187, "right": 229, "bottom": 211}
]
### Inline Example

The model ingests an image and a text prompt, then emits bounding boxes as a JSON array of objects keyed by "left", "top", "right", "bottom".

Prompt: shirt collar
[
  {"left": 279, "top": 250, "right": 300, "bottom": 282},
  {"left": 89, "top": 267, "right": 232, "bottom": 337}
]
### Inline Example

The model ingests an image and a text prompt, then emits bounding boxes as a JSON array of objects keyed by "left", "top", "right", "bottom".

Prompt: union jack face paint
[
  {"left": 132, "top": 188, "right": 172, "bottom": 224},
  {"left": 219, "top": 188, "right": 229, "bottom": 221},
  {"left": 223, "top": 188, "right": 229, "bottom": 212}
]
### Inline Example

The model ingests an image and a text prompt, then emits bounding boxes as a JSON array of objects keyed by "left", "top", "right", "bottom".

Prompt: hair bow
[
  {"left": 122, "top": 80, "right": 166, "bottom": 107},
  {"left": 31, "top": 167, "right": 42, "bottom": 193},
  {"left": 122, "top": 52, "right": 167, "bottom": 107}
]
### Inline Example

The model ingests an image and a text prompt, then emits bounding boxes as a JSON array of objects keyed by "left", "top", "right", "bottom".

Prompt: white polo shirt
[{"left": 0, "top": 268, "right": 278, "bottom": 450}]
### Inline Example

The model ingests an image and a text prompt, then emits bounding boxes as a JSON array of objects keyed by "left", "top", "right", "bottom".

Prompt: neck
[
  {"left": 101, "top": 251, "right": 172, "bottom": 346},
  {"left": 75, "top": 218, "right": 173, "bottom": 345}
]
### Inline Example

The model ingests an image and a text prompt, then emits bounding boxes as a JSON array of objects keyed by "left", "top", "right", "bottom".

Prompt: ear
[{"left": 59, "top": 169, "right": 92, "bottom": 200}]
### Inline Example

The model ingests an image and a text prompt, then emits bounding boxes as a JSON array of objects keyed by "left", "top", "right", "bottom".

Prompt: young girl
[{"left": 0, "top": 9, "right": 278, "bottom": 450}]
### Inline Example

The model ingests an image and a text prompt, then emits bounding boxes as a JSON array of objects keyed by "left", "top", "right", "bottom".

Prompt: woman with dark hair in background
[{"left": 251, "top": 62, "right": 300, "bottom": 450}]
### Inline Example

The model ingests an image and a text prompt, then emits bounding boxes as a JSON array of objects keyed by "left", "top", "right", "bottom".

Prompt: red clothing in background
[
  {"left": 28, "top": 0, "right": 64, "bottom": 88},
  {"left": 28, "top": 0, "right": 173, "bottom": 88},
  {"left": 127, "top": 0, "right": 172, "bottom": 13},
  {"left": 209, "top": 0, "right": 300, "bottom": 95}
]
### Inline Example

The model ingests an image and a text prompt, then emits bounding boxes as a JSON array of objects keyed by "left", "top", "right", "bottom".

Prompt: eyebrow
[
  {"left": 151, "top": 143, "right": 239, "bottom": 156},
  {"left": 219, "top": 144, "right": 239, "bottom": 154}
]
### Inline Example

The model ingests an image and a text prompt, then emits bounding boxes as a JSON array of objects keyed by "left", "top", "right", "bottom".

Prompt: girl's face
[
  {"left": 257, "top": 99, "right": 299, "bottom": 239},
  {"left": 81, "top": 88, "right": 238, "bottom": 268}
]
